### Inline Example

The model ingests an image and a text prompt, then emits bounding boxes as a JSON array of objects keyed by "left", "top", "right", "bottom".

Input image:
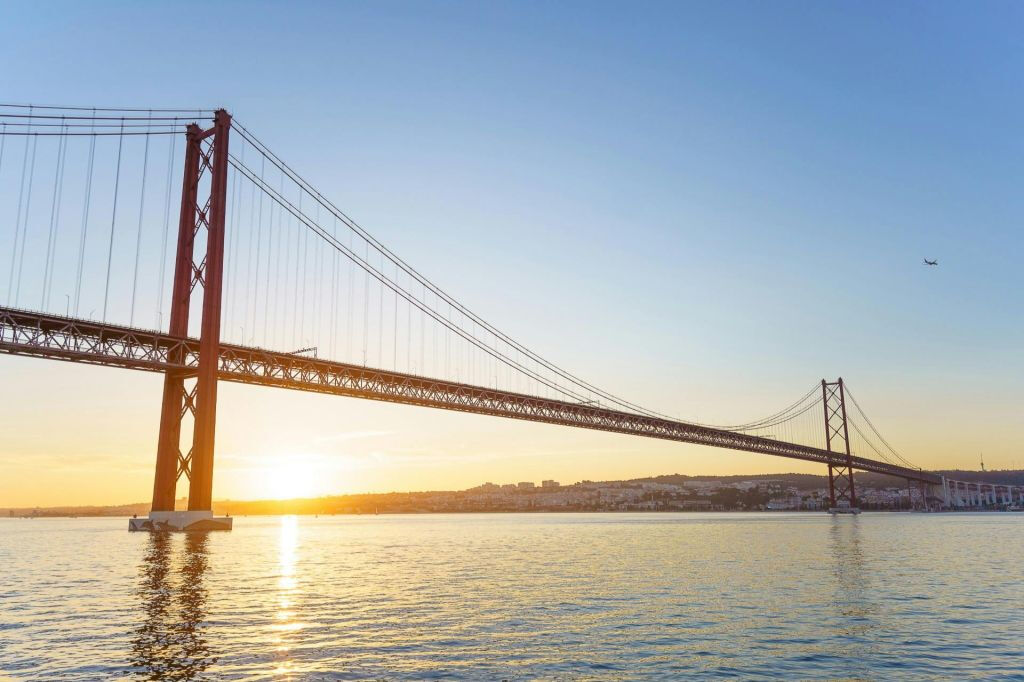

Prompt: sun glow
[
  {"left": 221, "top": 449, "right": 368, "bottom": 501},
  {"left": 264, "top": 460, "right": 317, "bottom": 500}
]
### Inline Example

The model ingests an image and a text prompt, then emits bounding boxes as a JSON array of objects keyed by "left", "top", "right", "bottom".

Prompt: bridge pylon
[
  {"left": 822, "top": 378, "right": 859, "bottom": 513},
  {"left": 131, "top": 110, "right": 232, "bottom": 531}
]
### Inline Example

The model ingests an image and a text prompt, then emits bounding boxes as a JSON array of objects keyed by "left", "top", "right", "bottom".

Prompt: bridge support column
[
  {"left": 132, "top": 110, "right": 232, "bottom": 532},
  {"left": 822, "top": 378, "right": 858, "bottom": 513}
]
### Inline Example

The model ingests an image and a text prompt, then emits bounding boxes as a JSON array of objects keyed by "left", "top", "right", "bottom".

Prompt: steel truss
[
  {"left": 822, "top": 378, "right": 859, "bottom": 508},
  {"left": 0, "top": 305, "right": 942, "bottom": 486}
]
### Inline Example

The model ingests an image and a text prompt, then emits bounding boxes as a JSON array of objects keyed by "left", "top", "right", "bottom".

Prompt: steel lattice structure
[
  {"left": 150, "top": 110, "right": 230, "bottom": 513},
  {"left": 0, "top": 304, "right": 943, "bottom": 486},
  {"left": 822, "top": 379, "right": 858, "bottom": 508}
]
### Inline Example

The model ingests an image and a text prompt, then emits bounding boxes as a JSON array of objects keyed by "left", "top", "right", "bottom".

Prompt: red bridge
[{"left": 0, "top": 105, "right": 1016, "bottom": 529}]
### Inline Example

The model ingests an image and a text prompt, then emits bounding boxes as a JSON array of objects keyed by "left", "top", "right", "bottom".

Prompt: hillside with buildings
[{"left": 8, "top": 470, "right": 1021, "bottom": 518}]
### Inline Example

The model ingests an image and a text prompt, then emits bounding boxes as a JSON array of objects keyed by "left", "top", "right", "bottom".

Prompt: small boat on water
[{"left": 828, "top": 507, "right": 861, "bottom": 515}]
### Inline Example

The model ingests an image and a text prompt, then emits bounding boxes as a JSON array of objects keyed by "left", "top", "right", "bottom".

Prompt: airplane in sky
[{"left": 923, "top": 258, "right": 938, "bottom": 266}]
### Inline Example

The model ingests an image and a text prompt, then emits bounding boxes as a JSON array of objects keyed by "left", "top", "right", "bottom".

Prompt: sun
[{"left": 264, "top": 460, "right": 317, "bottom": 500}]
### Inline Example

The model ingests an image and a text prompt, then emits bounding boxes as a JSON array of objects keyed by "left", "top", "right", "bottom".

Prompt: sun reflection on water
[{"left": 272, "top": 515, "right": 303, "bottom": 676}]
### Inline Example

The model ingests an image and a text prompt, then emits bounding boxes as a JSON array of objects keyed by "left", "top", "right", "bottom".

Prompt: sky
[{"left": 1, "top": 1, "right": 1021, "bottom": 506}]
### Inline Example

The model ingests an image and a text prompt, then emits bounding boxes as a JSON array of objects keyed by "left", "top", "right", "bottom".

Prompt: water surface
[{"left": 2, "top": 512, "right": 1022, "bottom": 679}]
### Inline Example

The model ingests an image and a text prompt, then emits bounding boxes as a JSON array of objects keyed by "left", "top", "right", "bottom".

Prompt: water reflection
[
  {"left": 6, "top": 514, "right": 1023, "bottom": 678},
  {"left": 828, "top": 518, "right": 874, "bottom": 642},
  {"left": 272, "top": 516, "right": 301, "bottom": 677},
  {"left": 131, "top": 532, "right": 217, "bottom": 680}
]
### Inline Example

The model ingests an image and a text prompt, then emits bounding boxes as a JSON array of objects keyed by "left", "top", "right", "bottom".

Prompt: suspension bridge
[{"left": 0, "top": 105, "right": 1016, "bottom": 530}]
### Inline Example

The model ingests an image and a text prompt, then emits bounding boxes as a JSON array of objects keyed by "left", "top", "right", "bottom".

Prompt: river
[{"left": 2, "top": 512, "right": 1022, "bottom": 679}]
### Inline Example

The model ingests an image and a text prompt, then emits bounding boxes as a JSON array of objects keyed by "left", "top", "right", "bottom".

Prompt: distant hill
[
  {"left": 633, "top": 470, "right": 1024, "bottom": 490},
  {"left": 6, "top": 469, "right": 1020, "bottom": 517}
]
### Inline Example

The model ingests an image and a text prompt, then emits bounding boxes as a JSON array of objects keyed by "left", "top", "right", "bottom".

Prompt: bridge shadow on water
[{"left": 130, "top": 532, "right": 217, "bottom": 680}]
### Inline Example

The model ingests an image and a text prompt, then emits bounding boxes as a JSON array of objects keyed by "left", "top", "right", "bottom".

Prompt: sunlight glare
[{"left": 265, "top": 461, "right": 316, "bottom": 500}]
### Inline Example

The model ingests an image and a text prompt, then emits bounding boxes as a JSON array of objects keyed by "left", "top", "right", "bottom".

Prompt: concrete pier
[{"left": 128, "top": 511, "right": 232, "bottom": 532}]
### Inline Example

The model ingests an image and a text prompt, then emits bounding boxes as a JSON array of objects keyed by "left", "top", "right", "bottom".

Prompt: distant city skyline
[
  {"left": 2, "top": 1, "right": 1022, "bottom": 506},
  {"left": 7, "top": 466, "right": 1022, "bottom": 514},
  {"left": 9, "top": 467, "right": 1023, "bottom": 516}
]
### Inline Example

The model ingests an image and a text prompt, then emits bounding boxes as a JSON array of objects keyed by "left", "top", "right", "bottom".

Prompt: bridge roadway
[{"left": 0, "top": 305, "right": 940, "bottom": 485}]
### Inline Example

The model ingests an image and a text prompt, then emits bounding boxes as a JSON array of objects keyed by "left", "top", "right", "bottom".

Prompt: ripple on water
[{"left": 1, "top": 513, "right": 1023, "bottom": 680}]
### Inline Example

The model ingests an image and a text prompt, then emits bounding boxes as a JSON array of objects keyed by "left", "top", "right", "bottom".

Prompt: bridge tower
[
  {"left": 822, "top": 378, "right": 858, "bottom": 512},
  {"left": 132, "top": 110, "right": 232, "bottom": 531}
]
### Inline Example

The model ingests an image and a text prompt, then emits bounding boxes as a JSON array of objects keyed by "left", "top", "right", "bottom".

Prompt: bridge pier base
[{"left": 129, "top": 511, "right": 232, "bottom": 532}]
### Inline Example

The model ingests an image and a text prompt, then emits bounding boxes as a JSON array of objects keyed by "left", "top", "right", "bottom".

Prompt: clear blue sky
[{"left": 1, "top": 1, "right": 1021, "bottom": 504}]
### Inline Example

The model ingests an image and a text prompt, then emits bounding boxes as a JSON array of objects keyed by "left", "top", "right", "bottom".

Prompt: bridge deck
[{"left": 0, "top": 306, "right": 941, "bottom": 485}]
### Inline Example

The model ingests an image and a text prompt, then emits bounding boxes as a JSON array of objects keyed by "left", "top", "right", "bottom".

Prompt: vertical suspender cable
[
  {"left": 156, "top": 129, "right": 176, "bottom": 329},
  {"left": 278, "top": 172, "right": 291, "bottom": 350},
  {"left": 393, "top": 263, "right": 398, "bottom": 370},
  {"left": 329, "top": 215, "right": 337, "bottom": 356},
  {"left": 312, "top": 204, "right": 321, "bottom": 347},
  {"left": 272, "top": 166, "right": 285, "bottom": 349},
  {"left": 406, "top": 279, "right": 411, "bottom": 373},
  {"left": 14, "top": 132, "right": 38, "bottom": 305},
  {"left": 7, "top": 110, "right": 30, "bottom": 305},
  {"left": 377, "top": 250, "right": 383, "bottom": 366},
  {"left": 224, "top": 136, "right": 241, "bottom": 336},
  {"left": 50, "top": 125, "right": 69, "bottom": 309},
  {"left": 243, "top": 165, "right": 256, "bottom": 342},
  {"left": 300, "top": 192, "right": 308, "bottom": 346},
  {"left": 270, "top": 175, "right": 283, "bottom": 348},
  {"left": 420, "top": 282, "right": 425, "bottom": 374},
  {"left": 0, "top": 123, "right": 5, "bottom": 300},
  {"left": 264, "top": 173, "right": 275, "bottom": 345},
  {"left": 346, "top": 228, "right": 353, "bottom": 361},
  {"left": 362, "top": 239, "right": 369, "bottom": 365},
  {"left": 252, "top": 154, "right": 265, "bottom": 344},
  {"left": 74, "top": 119, "right": 97, "bottom": 316},
  {"left": 286, "top": 198, "right": 296, "bottom": 348},
  {"left": 293, "top": 192, "right": 303, "bottom": 348},
  {"left": 101, "top": 119, "right": 125, "bottom": 321},
  {"left": 42, "top": 121, "right": 67, "bottom": 309},
  {"left": 129, "top": 119, "right": 151, "bottom": 326}
]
